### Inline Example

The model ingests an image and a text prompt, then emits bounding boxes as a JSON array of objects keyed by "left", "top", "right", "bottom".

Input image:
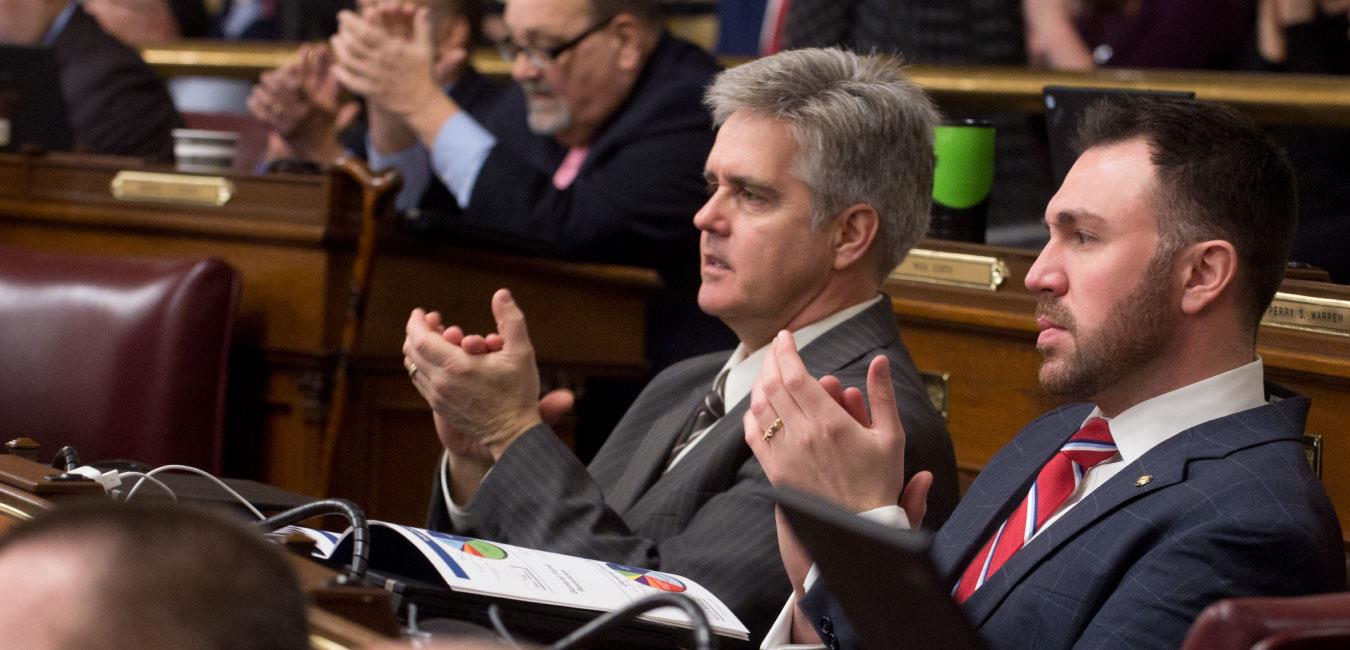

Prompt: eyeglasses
[{"left": 495, "top": 16, "right": 615, "bottom": 70}]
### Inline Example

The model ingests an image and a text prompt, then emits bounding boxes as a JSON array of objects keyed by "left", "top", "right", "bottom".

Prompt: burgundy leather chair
[
  {"left": 1182, "top": 593, "right": 1350, "bottom": 650},
  {"left": 0, "top": 245, "right": 240, "bottom": 474}
]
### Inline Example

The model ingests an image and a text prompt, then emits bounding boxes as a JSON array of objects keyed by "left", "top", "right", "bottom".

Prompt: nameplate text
[
  {"left": 110, "top": 171, "right": 234, "bottom": 207},
  {"left": 1263, "top": 292, "right": 1350, "bottom": 337},
  {"left": 891, "top": 248, "right": 1008, "bottom": 291}
]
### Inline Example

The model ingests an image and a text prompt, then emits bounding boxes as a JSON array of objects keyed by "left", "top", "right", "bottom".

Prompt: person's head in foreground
[{"left": 0, "top": 500, "right": 309, "bottom": 650}]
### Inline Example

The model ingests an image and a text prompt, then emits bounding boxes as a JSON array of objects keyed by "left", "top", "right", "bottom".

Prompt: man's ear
[
  {"left": 610, "top": 14, "right": 647, "bottom": 72},
  {"left": 1177, "top": 239, "right": 1239, "bottom": 315},
  {"left": 831, "top": 203, "right": 880, "bottom": 271}
]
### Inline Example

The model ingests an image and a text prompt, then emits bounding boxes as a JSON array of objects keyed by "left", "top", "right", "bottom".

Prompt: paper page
[
  {"left": 271, "top": 524, "right": 344, "bottom": 560},
  {"left": 378, "top": 522, "right": 749, "bottom": 640}
]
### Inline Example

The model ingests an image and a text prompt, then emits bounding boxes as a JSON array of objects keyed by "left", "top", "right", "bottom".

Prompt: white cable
[
  {"left": 124, "top": 464, "right": 266, "bottom": 520},
  {"left": 117, "top": 472, "right": 178, "bottom": 502}
]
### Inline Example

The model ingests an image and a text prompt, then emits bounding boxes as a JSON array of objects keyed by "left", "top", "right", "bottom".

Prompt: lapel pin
[{"left": 1135, "top": 475, "right": 1153, "bottom": 487}]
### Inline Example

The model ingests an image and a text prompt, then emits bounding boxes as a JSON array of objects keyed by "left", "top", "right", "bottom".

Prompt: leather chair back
[
  {"left": 1183, "top": 593, "right": 1350, "bottom": 650},
  {"left": 0, "top": 245, "right": 240, "bottom": 474}
]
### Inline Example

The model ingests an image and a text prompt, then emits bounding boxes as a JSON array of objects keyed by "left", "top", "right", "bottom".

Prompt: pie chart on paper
[
  {"left": 605, "top": 562, "right": 687, "bottom": 592},
  {"left": 433, "top": 532, "right": 508, "bottom": 559}
]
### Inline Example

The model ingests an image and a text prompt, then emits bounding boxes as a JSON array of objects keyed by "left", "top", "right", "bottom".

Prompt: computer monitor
[
  {"left": 1043, "top": 86, "right": 1195, "bottom": 187},
  {"left": 0, "top": 44, "right": 74, "bottom": 154}
]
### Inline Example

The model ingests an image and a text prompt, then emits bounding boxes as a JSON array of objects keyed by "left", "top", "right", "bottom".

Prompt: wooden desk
[
  {"left": 0, "top": 153, "right": 657, "bottom": 523},
  {"left": 887, "top": 240, "right": 1350, "bottom": 537}
]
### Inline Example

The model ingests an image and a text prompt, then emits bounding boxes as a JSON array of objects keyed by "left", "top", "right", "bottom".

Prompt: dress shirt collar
[
  {"left": 721, "top": 295, "right": 884, "bottom": 411},
  {"left": 42, "top": 1, "right": 79, "bottom": 47},
  {"left": 1087, "top": 357, "right": 1267, "bottom": 465}
]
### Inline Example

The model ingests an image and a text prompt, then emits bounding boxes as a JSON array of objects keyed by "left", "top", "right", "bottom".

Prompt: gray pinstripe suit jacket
[
  {"left": 427, "top": 297, "right": 958, "bottom": 642},
  {"left": 803, "top": 387, "right": 1344, "bottom": 649}
]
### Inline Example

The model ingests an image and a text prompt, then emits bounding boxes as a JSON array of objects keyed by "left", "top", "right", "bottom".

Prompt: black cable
[
  {"left": 50, "top": 445, "right": 81, "bottom": 472},
  {"left": 255, "top": 498, "right": 369, "bottom": 582},
  {"left": 547, "top": 593, "right": 716, "bottom": 650},
  {"left": 486, "top": 603, "right": 523, "bottom": 650}
]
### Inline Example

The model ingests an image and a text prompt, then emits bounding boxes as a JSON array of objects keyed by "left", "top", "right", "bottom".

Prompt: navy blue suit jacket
[{"left": 802, "top": 389, "right": 1344, "bottom": 649}]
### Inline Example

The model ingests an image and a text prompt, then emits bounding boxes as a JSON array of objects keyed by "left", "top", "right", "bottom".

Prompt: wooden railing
[{"left": 141, "top": 42, "right": 1350, "bottom": 126}]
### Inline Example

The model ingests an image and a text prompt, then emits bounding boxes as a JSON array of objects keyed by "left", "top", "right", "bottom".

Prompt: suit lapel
[
  {"left": 606, "top": 357, "right": 724, "bottom": 514},
  {"left": 959, "top": 395, "right": 1310, "bottom": 628},
  {"left": 618, "top": 297, "right": 902, "bottom": 517}
]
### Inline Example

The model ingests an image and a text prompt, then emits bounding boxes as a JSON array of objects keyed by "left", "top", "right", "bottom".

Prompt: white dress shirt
[{"left": 761, "top": 357, "right": 1268, "bottom": 649}]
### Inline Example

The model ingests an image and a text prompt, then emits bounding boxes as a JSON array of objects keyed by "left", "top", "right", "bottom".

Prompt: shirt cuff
[
  {"left": 439, "top": 451, "right": 487, "bottom": 531},
  {"left": 366, "top": 140, "right": 432, "bottom": 213},
  {"left": 429, "top": 111, "right": 497, "bottom": 209},
  {"left": 858, "top": 504, "right": 912, "bottom": 529},
  {"left": 761, "top": 587, "right": 827, "bottom": 650}
]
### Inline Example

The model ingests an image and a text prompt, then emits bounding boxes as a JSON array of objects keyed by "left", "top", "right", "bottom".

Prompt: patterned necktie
[
  {"left": 666, "top": 370, "right": 728, "bottom": 468},
  {"left": 953, "top": 417, "right": 1117, "bottom": 603}
]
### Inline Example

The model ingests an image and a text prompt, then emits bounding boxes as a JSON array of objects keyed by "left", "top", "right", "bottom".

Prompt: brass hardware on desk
[
  {"left": 892, "top": 248, "right": 1009, "bottom": 291},
  {"left": 920, "top": 371, "right": 951, "bottom": 421},
  {"left": 110, "top": 171, "right": 235, "bottom": 207},
  {"left": 1264, "top": 293, "right": 1350, "bottom": 338},
  {"left": 1304, "top": 434, "right": 1323, "bottom": 479},
  {"left": 4, "top": 437, "right": 39, "bottom": 462}
]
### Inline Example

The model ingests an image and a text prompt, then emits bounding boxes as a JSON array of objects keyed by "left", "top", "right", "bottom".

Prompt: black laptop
[
  {"left": 775, "top": 487, "right": 986, "bottom": 650},
  {"left": 0, "top": 45, "right": 74, "bottom": 154}
]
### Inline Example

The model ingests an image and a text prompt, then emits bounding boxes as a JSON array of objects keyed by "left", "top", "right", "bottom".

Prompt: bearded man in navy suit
[{"left": 751, "top": 96, "right": 1345, "bottom": 649}]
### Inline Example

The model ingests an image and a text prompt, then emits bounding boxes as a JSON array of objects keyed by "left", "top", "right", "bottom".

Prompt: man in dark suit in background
[
  {"left": 333, "top": 0, "right": 733, "bottom": 370},
  {"left": 400, "top": 48, "right": 960, "bottom": 641},
  {"left": 0, "top": 0, "right": 180, "bottom": 161},
  {"left": 751, "top": 96, "right": 1344, "bottom": 649}
]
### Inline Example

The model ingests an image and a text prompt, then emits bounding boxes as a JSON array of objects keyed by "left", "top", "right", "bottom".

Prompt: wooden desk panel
[{"left": 0, "top": 153, "right": 656, "bottom": 516}]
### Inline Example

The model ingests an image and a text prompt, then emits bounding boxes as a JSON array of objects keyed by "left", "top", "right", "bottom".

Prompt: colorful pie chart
[
  {"left": 605, "top": 562, "right": 687, "bottom": 592},
  {"left": 432, "top": 532, "right": 508, "bottom": 560}
]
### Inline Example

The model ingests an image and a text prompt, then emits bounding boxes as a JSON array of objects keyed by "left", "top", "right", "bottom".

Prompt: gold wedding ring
[
  {"left": 407, "top": 362, "right": 418, "bottom": 378},
  {"left": 762, "top": 417, "right": 783, "bottom": 441}
]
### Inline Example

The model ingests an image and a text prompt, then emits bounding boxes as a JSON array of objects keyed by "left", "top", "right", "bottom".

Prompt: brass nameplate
[
  {"left": 1262, "top": 292, "right": 1350, "bottom": 337},
  {"left": 891, "top": 248, "right": 1008, "bottom": 291},
  {"left": 109, "top": 171, "right": 234, "bottom": 207}
]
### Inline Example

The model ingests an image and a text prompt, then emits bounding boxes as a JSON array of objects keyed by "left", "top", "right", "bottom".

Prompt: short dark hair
[
  {"left": 1073, "top": 96, "right": 1298, "bottom": 332},
  {"left": 589, "top": 0, "right": 660, "bottom": 24},
  {"left": 0, "top": 501, "right": 309, "bottom": 650}
]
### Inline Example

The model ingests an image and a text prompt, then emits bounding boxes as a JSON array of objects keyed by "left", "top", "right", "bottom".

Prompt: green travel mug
[{"left": 930, "top": 119, "right": 996, "bottom": 243}]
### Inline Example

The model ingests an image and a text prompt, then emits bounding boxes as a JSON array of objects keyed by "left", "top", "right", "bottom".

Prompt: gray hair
[{"left": 703, "top": 48, "right": 938, "bottom": 279}]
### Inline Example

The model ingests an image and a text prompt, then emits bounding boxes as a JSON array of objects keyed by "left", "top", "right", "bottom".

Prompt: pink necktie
[
  {"left": 552, "top": 146, "right": 589, "bottom": 190},
  {"left": 954, "top": 418, "right": 1117, "bottom": 603}
]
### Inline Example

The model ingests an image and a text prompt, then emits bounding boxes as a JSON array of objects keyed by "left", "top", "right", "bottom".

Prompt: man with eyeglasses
[{"left": 331, "top": 0, "right": 734, "bottom": 370}]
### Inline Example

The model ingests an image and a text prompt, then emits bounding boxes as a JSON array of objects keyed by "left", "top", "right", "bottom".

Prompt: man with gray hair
[{"left": 400, "top": 47, "right": 958, "bottom": 641}]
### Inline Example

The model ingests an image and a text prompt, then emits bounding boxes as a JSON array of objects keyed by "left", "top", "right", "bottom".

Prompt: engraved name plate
[
  {"left": 1262, "top": 292, "right": 1350, "bottom": 337},
  {"left": 891, "top": 248, "right": 1008, "bottom": 291},
  {"left": 109, "top": 171, "right": 234, "bottom": 207}
]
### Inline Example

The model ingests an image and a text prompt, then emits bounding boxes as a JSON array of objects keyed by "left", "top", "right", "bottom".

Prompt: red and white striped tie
[{"left": 954, "top": 418, "right": 1116, "bottom": 603}]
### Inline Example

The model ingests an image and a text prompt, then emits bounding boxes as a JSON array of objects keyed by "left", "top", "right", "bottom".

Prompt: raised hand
[
  {"left": 744, "top": 331, "right": 908, "bottom": 514},
  {"left": 404, "top": 290, "right": 547, "bottom": 460}
]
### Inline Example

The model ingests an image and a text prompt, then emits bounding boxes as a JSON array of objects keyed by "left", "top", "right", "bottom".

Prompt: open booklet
[{"left": 277, "top": 521, "right": 750, "bottom": 642}]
